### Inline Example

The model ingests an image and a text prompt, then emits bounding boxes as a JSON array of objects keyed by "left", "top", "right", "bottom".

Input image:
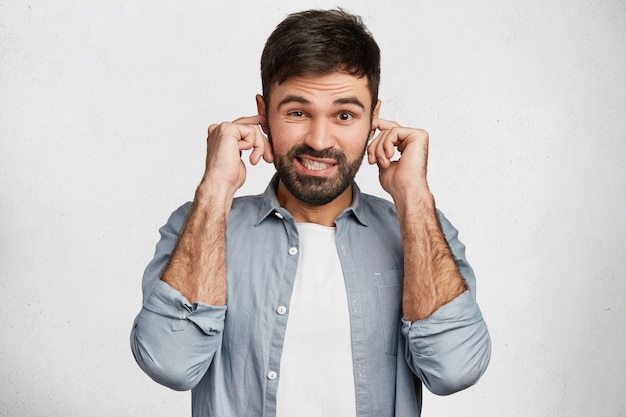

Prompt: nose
[{"left": 304, "top": 118, "right": 336, "bottom": 151}]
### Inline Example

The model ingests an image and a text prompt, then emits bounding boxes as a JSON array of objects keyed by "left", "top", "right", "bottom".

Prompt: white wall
[{"left": 1, "top": 1, "right": 624, "bottom": 415}]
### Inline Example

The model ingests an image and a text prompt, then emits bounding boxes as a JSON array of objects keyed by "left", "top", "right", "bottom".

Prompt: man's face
[{"left": 257, "top": 72, "right": 380, "bottom": 206}]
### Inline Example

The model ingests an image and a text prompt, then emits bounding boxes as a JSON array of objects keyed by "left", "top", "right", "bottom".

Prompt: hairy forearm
[
  {"left": 395, "top": 187, "right": 466, "bottom": 321},
  {"left": 160, "top": 185, "right": 231, "bottom": 306}
]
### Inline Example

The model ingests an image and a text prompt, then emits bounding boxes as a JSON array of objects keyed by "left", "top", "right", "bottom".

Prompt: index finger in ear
[
  {"left": 372, "top": 118, "right": 401, "bottom": 132},
  {"left": 232, "top": 114, "right": 267, "bottom": 126}
]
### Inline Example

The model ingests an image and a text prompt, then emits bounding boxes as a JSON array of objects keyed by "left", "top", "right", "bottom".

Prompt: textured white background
[{"left": 1, "top": 1, "right": 625, "bottom": 416}]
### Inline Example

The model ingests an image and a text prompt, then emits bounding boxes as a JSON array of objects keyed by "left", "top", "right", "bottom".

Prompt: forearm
[
  {"left": 161, "top": 184, "right": 232, "bottom": 305},
  {"left": 399, "top": 207, "right": 491, "bottom": 395},
  {"left": 394, "top": 185, "right": 466, "bottom": 321}
]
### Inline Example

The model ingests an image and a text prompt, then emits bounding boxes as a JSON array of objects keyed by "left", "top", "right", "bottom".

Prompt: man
[{"left": 131, "top": 9, "right": 490, "bottom": 417}]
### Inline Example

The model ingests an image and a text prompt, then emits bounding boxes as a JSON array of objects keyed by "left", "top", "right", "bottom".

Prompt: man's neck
[{"left": 276, "top": 181, "right": 352, "bottom": 227}]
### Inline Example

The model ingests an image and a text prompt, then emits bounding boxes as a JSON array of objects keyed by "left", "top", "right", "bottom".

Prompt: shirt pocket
[{"left": 375, "top": 270, "right": 403, "bottom": 356}]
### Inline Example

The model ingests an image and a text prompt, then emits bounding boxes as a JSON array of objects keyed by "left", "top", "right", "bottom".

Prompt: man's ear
[
  {"left": 373, "top": 99, "right": 382, "bottom": 119},
  {"left": 256, "top": 94, "right": 269, "bottom": 135},
  {"left": 370, "top": 99, "right": 382, "bottom": 138}
]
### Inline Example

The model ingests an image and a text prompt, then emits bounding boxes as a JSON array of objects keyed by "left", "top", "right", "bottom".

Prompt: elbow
[
  {"left": 425, "top": 334, "right": 492, "bottom": 396},
  {"left": 131, "top": 336, "right": 207, "bottom": 391},
  {"left": 426, "top": 362, "right": 488, "bottom": 396},
  {"left": 130, "top": 325, "right": 210, "bottom": 392},
  {"left": 140, "top": 360, "right": 200, "bottom": 392}
]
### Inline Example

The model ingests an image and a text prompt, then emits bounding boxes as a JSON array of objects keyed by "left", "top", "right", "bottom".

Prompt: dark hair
[{"left": 260, "top": 9, "right": 380, "bottom": 108}]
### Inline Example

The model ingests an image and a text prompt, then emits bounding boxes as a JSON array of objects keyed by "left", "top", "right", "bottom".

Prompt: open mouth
[{"left": 297, "top": 156, "right": 336, "bottom": 172}]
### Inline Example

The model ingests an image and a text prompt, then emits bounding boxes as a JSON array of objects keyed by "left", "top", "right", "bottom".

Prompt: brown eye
[{"left": 338, "top": 112, "right": 353, "bottom": 121}]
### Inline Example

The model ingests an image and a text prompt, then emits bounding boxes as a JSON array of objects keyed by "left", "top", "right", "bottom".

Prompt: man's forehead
[{"left": 268, "top": 72, "right": 372, "bottom": 107}]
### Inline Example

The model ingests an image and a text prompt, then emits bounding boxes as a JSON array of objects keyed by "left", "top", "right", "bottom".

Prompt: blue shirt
[{"left": 131, "top": 179, "right": 491, "bottom": 416}]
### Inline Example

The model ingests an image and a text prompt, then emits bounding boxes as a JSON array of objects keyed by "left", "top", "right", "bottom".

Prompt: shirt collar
[{"left": 255, "top": 174, "right": 370, "bottom": 227}]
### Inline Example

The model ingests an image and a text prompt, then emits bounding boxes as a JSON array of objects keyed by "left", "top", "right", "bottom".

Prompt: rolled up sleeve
[
  {"left": 401, "top": 291, "right": 491, "bottom": 395},
  {"left": 131, "top": 280, "right": 226, "bottom": 391}
]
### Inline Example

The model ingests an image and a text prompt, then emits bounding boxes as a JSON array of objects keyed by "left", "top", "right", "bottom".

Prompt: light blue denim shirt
[{"left": 131, "top": 178, "right": 491, "bottom": 417}]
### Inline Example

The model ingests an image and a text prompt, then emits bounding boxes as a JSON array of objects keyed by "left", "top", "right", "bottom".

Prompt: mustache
[{"left": 287, "top": 144, "right": 346, "bottom": 161}]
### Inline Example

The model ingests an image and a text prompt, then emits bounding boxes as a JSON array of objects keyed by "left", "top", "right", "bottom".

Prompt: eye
[
  {"left": 337, "top": 111, "right": 354, "bottom": 122},
  {"left": 288, "top": 110, "right": 306, "bottom": 118}
]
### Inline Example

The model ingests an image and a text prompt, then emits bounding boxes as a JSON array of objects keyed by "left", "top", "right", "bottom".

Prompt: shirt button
[
  {"left": 267, "top": 371, "right": 278, "bottom": 380},
  {"left": 276, "top": 306, "right": 287, "bottom": 315},
  {"left": 274, "top": 212, "right": 284, "bottom": 219},
  {"left": 288, "top": 247, "right": 298, "bottom": 256}
]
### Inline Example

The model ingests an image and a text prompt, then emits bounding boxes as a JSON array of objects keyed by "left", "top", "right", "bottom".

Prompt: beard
[{"left": 272, "top": 142, "right": 366, "bottom": 206}]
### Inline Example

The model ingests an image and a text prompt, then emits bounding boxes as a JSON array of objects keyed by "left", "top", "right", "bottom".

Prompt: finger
[
  {"left": 232, "top": 115, "right": 270, "bottom": 161},
  {"left": 262, "top": 136, "right": 274, "bottom": 163},
  {"left": 383, "top": 129, "right": 398, "bottom": 159},
  {"left": 375, "top": 129, "right": 398, "bottom": 167},
  {"left": 367, "top": 129, "right": 392, "bottom": 168},
  {"left": 233, "top": 124, "right": 270, "bottom": 165},
  {"left": 372, "top": 118, "right": 401, "bottom": 132},
  {"left": 234, "top": 124, "right": 261, "bottom": 150},
  {"left": 369, "top": 119, "right": 401, "bottom": 167},
  {"left": 248, "top": 128, "right": 271, "bottom": 165},
  {"left": 367, "top": 130, "right": 385, "bottom": 165},
  {"left": 232, "top": 114, "right": 267, "bottom": 126}
]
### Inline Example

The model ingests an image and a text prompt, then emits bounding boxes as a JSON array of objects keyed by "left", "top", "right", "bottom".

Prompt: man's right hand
[
  {"left": 161, "top": 115, "right": 272, "bottom": 306},
  {"left": 201, "top": 115, "right": 274, "bottom": 199}
]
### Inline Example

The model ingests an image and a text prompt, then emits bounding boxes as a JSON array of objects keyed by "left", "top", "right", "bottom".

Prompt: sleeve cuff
[
  {"left": 401, "top": 290, "right": 484, "bottom": 338},
  {"left": 142, "top": 280, "right": 227, "bottom": 336}
]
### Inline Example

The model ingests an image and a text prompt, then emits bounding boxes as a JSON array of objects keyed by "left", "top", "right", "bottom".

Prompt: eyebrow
[
  {"left": 277, "top": 95, "right": 366, "bottom": 111},
  {"left": 333, "top": 97, "right": 366, "bottom": 110},
  {"left": 277, "top": 95, "right": 310, "bottom": 109}
]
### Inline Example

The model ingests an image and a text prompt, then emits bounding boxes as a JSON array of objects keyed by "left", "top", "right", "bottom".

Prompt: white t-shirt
[{"left": 275, "top": 223, "right": 357, "bottom": 417}]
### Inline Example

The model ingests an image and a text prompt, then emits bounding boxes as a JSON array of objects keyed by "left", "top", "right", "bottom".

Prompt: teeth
[{"left": 301, "top": 158, "right": 330, "bottom": 171}]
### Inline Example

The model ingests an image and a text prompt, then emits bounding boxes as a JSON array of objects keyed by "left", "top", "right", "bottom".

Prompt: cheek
[
  {"left": 339, "top": 127, "right": 370, "bottom": 154},
  {"left": 268, "top": 122, "right": 304, "bottom": 150}
]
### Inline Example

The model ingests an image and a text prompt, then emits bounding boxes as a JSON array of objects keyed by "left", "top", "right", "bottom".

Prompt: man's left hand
[{"left": 367, "top": 118, "right": 430, "bottom": 198}]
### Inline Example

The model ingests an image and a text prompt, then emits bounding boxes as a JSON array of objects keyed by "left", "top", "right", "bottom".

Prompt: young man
[{"left": 131, "top": 9, "right": 490, "bottom": 417}]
